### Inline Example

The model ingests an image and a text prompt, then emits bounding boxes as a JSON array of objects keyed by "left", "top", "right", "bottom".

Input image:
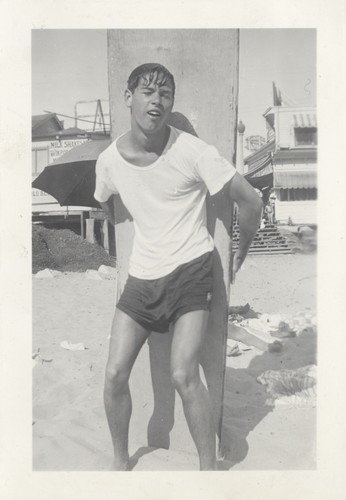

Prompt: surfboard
[{"left": 107, "top": 29, "right": 239, "bottom": 461}]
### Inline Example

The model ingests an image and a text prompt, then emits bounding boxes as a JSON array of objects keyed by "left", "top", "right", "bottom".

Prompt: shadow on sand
[
  {"left": 219, "top": 326, "right": 317, "bottom": 468},
  {"left": 129, "top": 325, "right": 316, "bottom": 470}
]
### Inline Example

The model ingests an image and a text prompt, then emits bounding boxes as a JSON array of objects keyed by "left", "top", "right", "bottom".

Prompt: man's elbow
[{"left": 239, "top": 194, "right": 262, "bottom": 217}]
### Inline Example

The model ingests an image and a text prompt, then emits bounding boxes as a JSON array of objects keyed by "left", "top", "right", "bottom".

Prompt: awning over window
[
  {"left": 293, "top": 113, "right": 317, "bottom": 128},
  {"left": 274, "top": 148, "right": 317, "bottom": 162},
  {"left": 274, "top": 170, "right": 317, "bottom": 189},
  {"left": 246, "top": 172, "right": 273, "bottom": 190}
]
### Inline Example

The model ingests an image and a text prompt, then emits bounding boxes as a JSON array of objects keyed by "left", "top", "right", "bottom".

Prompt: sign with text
[{"left": 48, "top": 138, "right": 89, "bottom": 163}]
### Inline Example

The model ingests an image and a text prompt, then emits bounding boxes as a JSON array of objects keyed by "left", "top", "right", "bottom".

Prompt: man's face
[{"left": 125, "top": 73, "right": 174, "bottom": 134}]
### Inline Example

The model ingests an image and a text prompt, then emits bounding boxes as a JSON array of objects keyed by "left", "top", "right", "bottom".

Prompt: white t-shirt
[{"left": 94, "top": 126, "right": 236, "bottom": 279}]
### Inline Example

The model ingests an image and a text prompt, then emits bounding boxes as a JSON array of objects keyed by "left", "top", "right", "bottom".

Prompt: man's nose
[{"left": 151, "top": 91, "right": 162, "bottom": 105}]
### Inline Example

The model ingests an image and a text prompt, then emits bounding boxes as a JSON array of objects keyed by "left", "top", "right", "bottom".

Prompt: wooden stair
[{"left": 232, "top": 218, "right": 293, "bottom": 255}]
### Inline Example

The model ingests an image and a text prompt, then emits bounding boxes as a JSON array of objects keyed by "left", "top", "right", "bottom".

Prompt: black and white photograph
[
  {"left": 1, "top": 0, "right": 346, "bottom": 499},
  {"left": 31, "top": 28, "right": 317, "bottom": 471}
]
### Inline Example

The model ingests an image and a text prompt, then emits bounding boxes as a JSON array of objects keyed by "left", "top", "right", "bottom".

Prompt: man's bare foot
[
  {"left": 200, "top": 458, "right": 217, "bottom": 471},
  {"left": 200, "top": 464, "right": 217, "bottom": 471},
  {"left": 111, "top": 457, "right": 130, "bottom": 471}
]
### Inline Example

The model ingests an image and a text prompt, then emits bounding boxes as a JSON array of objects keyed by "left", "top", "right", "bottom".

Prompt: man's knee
[
  {"left": 171, "top": 366, "right": 199, "bottom": 398},
  {"left": 104, "top": 363, "right": 130, "bottom": 395}
]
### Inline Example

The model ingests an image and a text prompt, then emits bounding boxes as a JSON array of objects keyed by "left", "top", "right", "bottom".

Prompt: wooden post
[
  {"left": 107, "top": 29, "right": 239, "bottom": 460},
  {"left": 107, "top": 220, "right": 116, "bottom": 257},
  {"left": 102, "top": 219, "right": 109, "bottom": 253},
  {"left": 85, "top": 218, "right": 95, "bottom": 244},
  {"left": 102, "top": 219, "right": 117, "bottom": 257},
  {"left": 80, "top": 211, "right": 86, "bottom": 239}
]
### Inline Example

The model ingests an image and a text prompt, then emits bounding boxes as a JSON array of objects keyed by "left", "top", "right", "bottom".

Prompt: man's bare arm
[
  {"left": 100, "top": 195, "right": 116, "bottom": 226},
  {"left": 227, "top": 172, "right": 263, "bottom": 281}
]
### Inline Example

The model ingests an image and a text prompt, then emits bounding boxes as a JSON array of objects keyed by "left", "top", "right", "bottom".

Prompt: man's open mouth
[{"left": 147, "top": 110, "right": 162, "bottom": 117}]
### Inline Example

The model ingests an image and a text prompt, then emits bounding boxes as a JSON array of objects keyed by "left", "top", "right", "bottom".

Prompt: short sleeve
[
  {"left": 194, "top": 145, "right": 237, "bottom": 196},
  {"left": 94, "top": 154, "right": 116, "bottom": 203}
]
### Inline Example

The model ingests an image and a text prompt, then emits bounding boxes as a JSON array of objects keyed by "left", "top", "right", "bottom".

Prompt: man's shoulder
[
  {"left": 97, "top": 135, "right": 123, "bottom": 164},
  {"left": 170, "top": 126, "right": 210, "bottom": 158}
]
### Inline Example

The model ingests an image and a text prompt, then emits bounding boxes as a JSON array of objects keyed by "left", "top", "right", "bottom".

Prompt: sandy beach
[{"left": 32, "top": 253, "right": 316, "bottom": 471}]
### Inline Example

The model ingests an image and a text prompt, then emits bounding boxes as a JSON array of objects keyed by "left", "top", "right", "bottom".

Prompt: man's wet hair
[{"left": 127, "top": 63, "right": 175, "bottom": 97}]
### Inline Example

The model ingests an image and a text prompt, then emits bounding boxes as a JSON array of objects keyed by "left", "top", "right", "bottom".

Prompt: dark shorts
[{"left": 117, "top": 251, "right": 214, "bottom": 333}]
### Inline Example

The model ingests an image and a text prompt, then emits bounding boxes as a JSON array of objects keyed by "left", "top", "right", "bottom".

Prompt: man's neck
[{"left": 129, "top": 124, "right": 170, "bottom": 156}]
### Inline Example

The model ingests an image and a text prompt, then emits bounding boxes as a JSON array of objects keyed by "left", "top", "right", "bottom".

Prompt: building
[{"left": 244, "top": 104, "right": 317, "bottom": 225}]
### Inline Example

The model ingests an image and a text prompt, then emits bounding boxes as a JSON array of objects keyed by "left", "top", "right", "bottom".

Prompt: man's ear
[{"left": 124, "top": 89, "right": 133, "bottom": 108}]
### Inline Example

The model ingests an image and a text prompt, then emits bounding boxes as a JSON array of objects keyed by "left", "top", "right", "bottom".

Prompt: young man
[{"left": 94, "top": 63, "right": 262, "bottom": 471}]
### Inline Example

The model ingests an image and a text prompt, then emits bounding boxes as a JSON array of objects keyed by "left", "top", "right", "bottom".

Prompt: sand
[{"left": 32, "top": 253, "right": 317, "bottom": 471}]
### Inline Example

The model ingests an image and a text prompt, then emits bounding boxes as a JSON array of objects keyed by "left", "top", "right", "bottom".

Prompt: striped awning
[
  {"left": 293, "top": 113, "right": 317, "bottom": 128},
  {"left": 245, "top": 154, "right": 272, "bottom": 178},
  {"left": 274, "top": 170, "right": 317, "bottom": 189}
]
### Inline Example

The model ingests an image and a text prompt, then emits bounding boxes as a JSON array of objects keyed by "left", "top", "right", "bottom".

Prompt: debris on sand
[
  {"left": 32, "top": 349, "right": 53, "bottom": 367},
  {"left": 228, "top": 322, "right": 283, "bottom": 353},
  {"left": 226, "top": 342, "right": 242, "bottom": 357},
  {"left": 85, "top": 269, "right": 104, "bottom": 280},
  {"left": 244, "top": 315, "right": 296, "bottom": 339},
  {"left": 227, "top": 306, "right": 316, "bottom": 354},
  {"left": 257, "top": 364, "right": 317, "bottom": 407},
  {"left": 228, "top": 303, "right": 250, "bottom": 316},
  {"left": 60, "top": 341, "right": 87, "bottom": 351},
  {"left": 35, "top": 269, "right": 62, "bottom": 279},
  {"left": 98, "top": 265, "right": 118, "bottom": 280}
]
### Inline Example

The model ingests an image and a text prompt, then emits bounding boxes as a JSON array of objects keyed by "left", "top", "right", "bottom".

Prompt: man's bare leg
[
  {"left": 171, "top": 310, "right": 217, "bottom": 470},
  {"left": 104, "top": 309, "right": 150, "bottom": 470}
]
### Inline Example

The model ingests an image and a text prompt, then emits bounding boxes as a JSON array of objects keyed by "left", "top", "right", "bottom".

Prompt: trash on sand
[
  {"left": 35, "top": 269, "right": 61, "bottom": 279},
  {"left": 60, "top": 340, "right": 86, "bottom": 351},
  {"left": 85, "top": 269, "right": 103, "bottom": 280},
  {"left": 238, "top": 315, "right": 296, "bottom": 339},
  {"left": 228, "top": 321, "right": 283, "bottom": 353},
  {"left": 270, "top": 325, "right": 296, "bottom": 339},
  {"left": 288, "top": 312, "right": 317, "bottom": 334},
  {"left": 32, "top": 349, "right": 53, "bottom": 366},
  {"left": 227, "top": 311, "right": 315, "bottom": 355},
  {"left": 257, "top": 364, "right": 316, "bottom": 407},
  {"left": 226, "top": 342, "right": 241, "bottom": 357},
  {"left": 226, "top": 339, "right": 252, "bottom": 357},
  {"left": 98, "top": 265, "right": 117, "bottom": 280},
  {"left": 228, "top": 303, "right": 250, "bottom": 316}
]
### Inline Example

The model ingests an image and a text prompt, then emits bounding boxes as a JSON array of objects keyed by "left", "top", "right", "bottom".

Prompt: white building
[{"left": 244, "top": 105, "right": 317, "bottom": 225}]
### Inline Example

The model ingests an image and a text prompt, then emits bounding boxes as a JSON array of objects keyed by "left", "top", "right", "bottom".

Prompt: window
[
  {"left": 294, "top": 127, "right": 317, "bottom": 146},
  {"left": 279, "top": 188, "right": 317, "bottom": 201},
  {"left": 32, "top": 148, "right": 49, "bottom": 176}
]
